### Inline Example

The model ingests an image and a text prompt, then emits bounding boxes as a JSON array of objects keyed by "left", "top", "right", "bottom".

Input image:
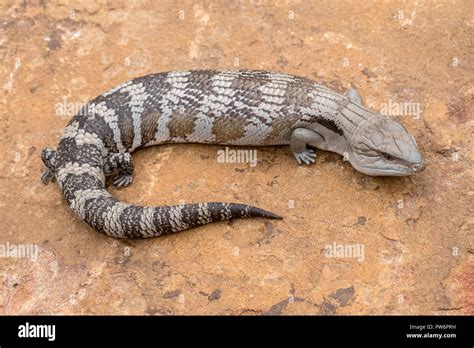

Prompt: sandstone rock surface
[{"left": 0, "top": 0, "right": 472, "bottom": 314}]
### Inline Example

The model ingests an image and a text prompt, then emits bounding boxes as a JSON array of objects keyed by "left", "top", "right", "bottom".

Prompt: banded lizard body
[{"left": 41, "top": 70, "right": 425, "bottom": 238}]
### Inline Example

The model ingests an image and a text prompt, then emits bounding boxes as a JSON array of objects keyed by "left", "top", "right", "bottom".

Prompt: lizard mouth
[{"left": 349, "top": 155, "right": 426, "bottom": 176}]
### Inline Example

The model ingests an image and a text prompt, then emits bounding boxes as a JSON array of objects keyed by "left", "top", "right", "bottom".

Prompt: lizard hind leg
[
  {"left": 104, "top": 152, "right": 134, "bottom": 188},
  {"left": 41, "top": 148, "right": 57, "bottom": 184}
]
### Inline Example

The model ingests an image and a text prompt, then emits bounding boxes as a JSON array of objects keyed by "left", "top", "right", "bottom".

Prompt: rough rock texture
[{"left": 0, "top": 0, "right": 472, "bottom": 315}]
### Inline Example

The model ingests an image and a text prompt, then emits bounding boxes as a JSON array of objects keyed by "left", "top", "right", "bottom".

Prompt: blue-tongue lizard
[{"left": 41, "top": 70, "right": 425, "bottom": 238}]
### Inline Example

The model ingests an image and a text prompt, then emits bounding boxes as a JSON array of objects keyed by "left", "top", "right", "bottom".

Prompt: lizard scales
[{"left": 41, "top": 70, "right": 425, "bottom": 239}]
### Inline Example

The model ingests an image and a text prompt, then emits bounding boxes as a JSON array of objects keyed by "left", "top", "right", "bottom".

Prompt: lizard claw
[
  {"left": 294, "top": 149, "right": 317, "bottom": 165},
  {"left": 113, "top": 174, "right": 133, "bottom": 188}
]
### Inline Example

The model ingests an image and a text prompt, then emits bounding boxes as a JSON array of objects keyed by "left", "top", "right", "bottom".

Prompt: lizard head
[{"left": 348, "top": 116, "right": 425, "bottom": 176}]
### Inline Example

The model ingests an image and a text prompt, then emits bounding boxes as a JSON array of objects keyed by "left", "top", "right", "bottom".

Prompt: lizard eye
[{"left": 381, "top": 152, "right": 396, "bottom": 161}]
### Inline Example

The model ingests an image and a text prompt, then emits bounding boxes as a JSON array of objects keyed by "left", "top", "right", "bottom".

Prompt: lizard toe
[
  {"left": 113, "top": 174, "right": 133, "bottom": 188},
  {"left": 294, "top": 149, "right": 317, "bottom": 165}
]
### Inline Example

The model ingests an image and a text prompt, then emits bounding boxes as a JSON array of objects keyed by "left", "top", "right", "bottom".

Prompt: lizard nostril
[{"left": 413, "top": 161, "right": 426, "bottom": 172}]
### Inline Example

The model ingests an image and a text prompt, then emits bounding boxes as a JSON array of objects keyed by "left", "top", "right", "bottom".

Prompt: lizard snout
[{"left": 412, "top": 160, "right": 426, "bottom": 173}]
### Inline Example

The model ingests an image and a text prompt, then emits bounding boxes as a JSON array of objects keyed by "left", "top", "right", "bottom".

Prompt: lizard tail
[{"left": 58, "top": 170, "right": 281, "bottom": 239}]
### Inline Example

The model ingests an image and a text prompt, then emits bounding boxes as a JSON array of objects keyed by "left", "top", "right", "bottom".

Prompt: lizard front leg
[
  {"left": 290, "top": 128, "right": 325, "bottom": 165},
  {"left": 104, "top": 153, "right": 134, "bottom": 187}
]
